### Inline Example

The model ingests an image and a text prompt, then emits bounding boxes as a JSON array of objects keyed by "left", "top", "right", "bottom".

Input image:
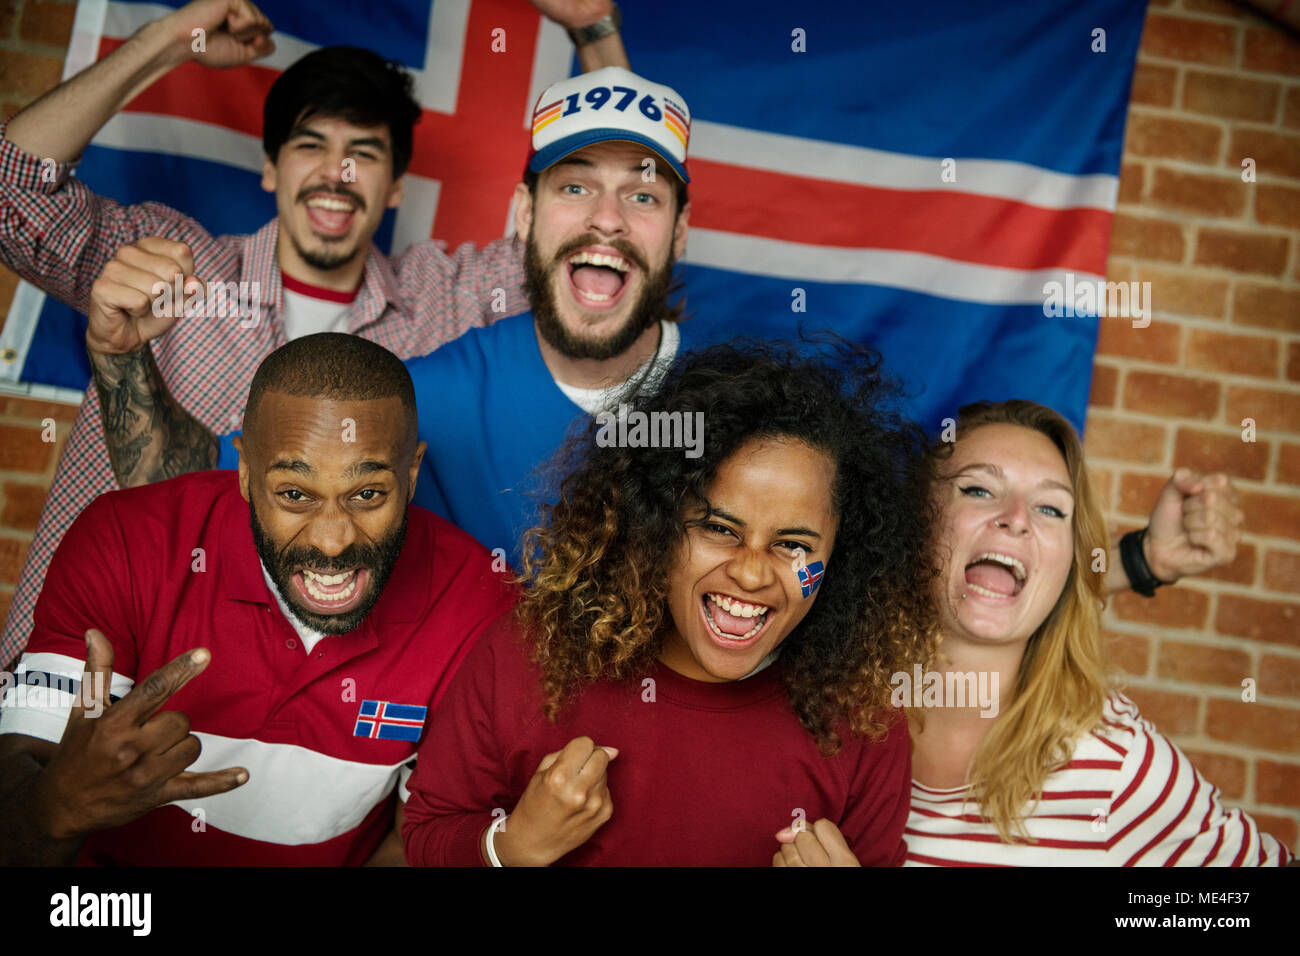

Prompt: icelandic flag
[
  {"left": 797, "top": 561, "right": 825, "bottom": 599},
  {"left": 0, "top": 0, "right": 1145, "bottom": 437},
  {"left": 353, "top": 699, "right": 427, "bottom": 742}
]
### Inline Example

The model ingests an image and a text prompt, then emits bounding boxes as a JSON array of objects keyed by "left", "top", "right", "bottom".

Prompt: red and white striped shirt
[
  {"left": 0, "top": 130, "right": 528, "bottom": 669},
  {"left": 905, "top": 692, "right": 1293, "bottom": 866}
]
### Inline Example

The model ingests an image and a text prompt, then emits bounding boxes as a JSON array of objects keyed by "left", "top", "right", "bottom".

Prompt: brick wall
[
  {"left": 0, "top": 0, "right": 1297, "bottom": 850},
  {"left": 1094, "top": 0, "right": 1300, "bottom": 852}
]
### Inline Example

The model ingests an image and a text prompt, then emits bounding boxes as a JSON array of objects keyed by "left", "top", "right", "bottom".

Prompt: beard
[
  {"left": 249, "top": 497, "right": 408, "bottom": 636},
  {"left": 288, "top": 184, "right": 367, "bottom": 271},
  {"left": 525, "top": 232, "right": 676, "bottom": 361}
]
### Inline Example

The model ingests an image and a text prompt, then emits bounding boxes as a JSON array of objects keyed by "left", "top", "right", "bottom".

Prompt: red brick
[
  {"left": 1206, "top": 699, "right": 1300, "bottom": 751},
  {"left": 1183, "top": 70, "right": 1282, "bottom": 122},
  {"left": 1240, "top": 490, "right": 1300, "bottom": 540},
  {"left": 1257, "top": 184, "right": 1300, "bottom": 229},
  {"left": 1285, "top": 86, "right": 1300, "bottom": 130},
  {"left": 1288, "top": 342, "right": 1300, "bottom": 383},
  {"left": 1183, "top": 749, "right": 1247, "bottom": 800},
  {"left": 1123, "top": 370, "right": 1220, "bottom": 419},
  {"left": 1256, "top": 760, "right": 1300, "bottom": 807},
  {"left": 1224, "top": 385, "right": 1300, "bottom": 432},
  {"left": 1105, "top": 630, "right": 1151, "bottom": 677},
  {"left": 1084, "top": 415, "right": 1168, "bottom": 465},
  {"left": 1136, "top": 266, "right": 1229, "bottom": 319},
  {"left": 1186, "top": 329, "right": 1278, "bottom": 378},
  {"left": 1126, "top": 686, "right": 1202, "bottom": 735},
  {"left": 1157, "top": 639, "right": 1252, "bottom": 686},
  {"left": 0, "top": 536, "right": 27, "bottom": 584},
  {"left": 1201, "top": 540, "right": 1257, "bottom": 586},
  {"left": 1110, "top": 213, "right": 1187, "bottom": 262},
  {"left": 1252, "top": 812, "right": 1298, "bottom": 852},
  {"left": 1264, "top": 549, "right": 1300, "bottom": 594},
  {"left": 1132, "top": 61, "right": 1178, "bottom": 107},
  {"left": 1095, "top": 315, "right": 1181, "bottom": 362},
  {"left": 1195, "top": 229, "right": 1290, "bottom": 277},
  {"left": 1112, "top": 586, "right": 1210, "bottom": 629},
  {"left": 1118, "top": 162, "right": 1145, "bottom": 205},
  {"left": 2, "top": 397, "right": 79, "bottom": 423},
  {"left": 0, "top": 2, "right": 18, "bottom": 38},
  {"left": 1142, "top": 13, "right": 1237, "bottom": 66},
  {"left": 1243, "top": 25, "right": 1300, "bottom": 77},
  {"left": 0, "top": 424, "right": 53, "bottom": 473},
  {"left": 1233, "top": 283, "right": 1300, "bottom": 332},
  {"left": 1125, "top": 113, "right": 1222, "bottom": 164},
  {"left": 19, "top": 1, "right": 76, "bottom": 47},
  {"left": 1261, "top": 653, "right": 1300, "bottom": 697},
  {"left": 1089, "top": 364, "right": 1119, "bottom": 407},
  {"left": 1089, "top": 466, "right": 1114, "bottom": 511},
  {"left": 1181, "top": 0, "right": 1249, "bottom": 15},
  {"left": 0, "top": 265, "right": 16, "bottom": 323},
  {"left": 0, "top": 52, "right": 63, "bottom": 100},
  {"left": 1118, "top": 471, "right": 1171, "bottom": 517},
  {"left": 0, "top": 482, "right": 46, "bottom": 532},
  {"left": 1149, "top": 168, "right": 1248, "bottom": 218},
  {"left": 1229, "top": 128, "right": 1300, "bottom": 181},
  {"left": 1279, "top": 443, "right": 1300, "bottom": 484},
  {"left": 1173, "top": 427, "right": 1269, "bottom": 480},
  {"left": 1217, "top": 593, "right": 1300, "bottom": 647}
]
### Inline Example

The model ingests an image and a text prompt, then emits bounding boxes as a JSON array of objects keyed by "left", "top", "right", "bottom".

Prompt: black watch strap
[{"left": 1120, "top": 527, "right": 1168, "bottom": 598}]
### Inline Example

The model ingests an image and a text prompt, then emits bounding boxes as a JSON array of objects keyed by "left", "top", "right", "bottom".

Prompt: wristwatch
[
  {"left": 568, "top": 3, "right": 621, "bottom": 45},
  {"left": 1120, "top": 527, "right": 1171, "bottom": 598}
]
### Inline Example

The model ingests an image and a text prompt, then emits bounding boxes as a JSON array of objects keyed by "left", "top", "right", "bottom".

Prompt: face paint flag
[
  {"left": 1, "top": 0, "right": 1142, "bottom": 442},
  {"left": 353, "top": 700, "right": 427, "bottom": 742},
  {"left": 797, "top": 561, "right": 825, "bottom": 599}
]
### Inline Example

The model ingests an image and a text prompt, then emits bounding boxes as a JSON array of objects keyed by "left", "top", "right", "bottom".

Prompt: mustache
[
  {"left": 550, "top": 234, "right": 648, "bottom": 274},
  {"left": 296, "top": 184, "right": 366, "bottom": 212},
  {"left": 277, "top": 542, "right": 382, "bottom": 573}
]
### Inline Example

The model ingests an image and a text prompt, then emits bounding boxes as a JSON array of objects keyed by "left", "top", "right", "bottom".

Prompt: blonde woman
[{"left": 900, "top": 400, "right": 1291, "bottom": 866}]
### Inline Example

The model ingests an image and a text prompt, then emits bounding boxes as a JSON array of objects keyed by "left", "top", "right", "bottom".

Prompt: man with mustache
[
  {"left": 0, "top": 333, "right": 515, "bottom": 865},
  {"left": 0, "top": 0, "right": 629, "bottom": 669}
]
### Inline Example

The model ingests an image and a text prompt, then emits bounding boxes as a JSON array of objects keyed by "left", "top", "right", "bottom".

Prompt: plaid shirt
[{"left": 0, "top": 131, "right": 528, "bottom": 668}]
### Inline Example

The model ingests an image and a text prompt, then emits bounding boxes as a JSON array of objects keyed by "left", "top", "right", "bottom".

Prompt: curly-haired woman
[
  {"left": 401, "top": 341, "right": 936, "bottom": 866},
  {"left": 902, "top": 400, "right": 1292, "bottom": 866}
]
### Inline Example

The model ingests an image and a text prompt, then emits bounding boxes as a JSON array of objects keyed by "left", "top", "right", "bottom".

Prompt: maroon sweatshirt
[{"left": 402, "top": 613, "right": 911, "bottom": 866}]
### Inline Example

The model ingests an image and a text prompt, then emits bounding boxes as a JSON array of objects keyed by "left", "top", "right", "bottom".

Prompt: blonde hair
[{"left": 925, "top": 400, "right": 1111, "bottom": 842}]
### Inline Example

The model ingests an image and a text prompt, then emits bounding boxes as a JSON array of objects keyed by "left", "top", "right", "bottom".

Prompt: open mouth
[
  {"left": 292, "top": 567, "right": 369, "bottom": 614},
  {"left": 701, "top": 592, "right": 772, "bottom": 647},
  {"left": 565, "top": 249, "right": 633, "bottom": 310},
  {"left": 303, "top": 193, "right": 359, "bottom": 237},
  {"left": 962, "top": 552, "right": 1027, "bottom": 600}
]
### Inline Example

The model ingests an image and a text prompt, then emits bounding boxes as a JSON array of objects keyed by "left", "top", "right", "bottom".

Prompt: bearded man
[{"left": 0, "top": 334, "right": 514, "bottom": 865}]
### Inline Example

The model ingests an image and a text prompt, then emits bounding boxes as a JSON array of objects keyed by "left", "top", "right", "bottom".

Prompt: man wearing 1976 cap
[{"left": 135, "top": 65, "right": 700, "bottom": 569}]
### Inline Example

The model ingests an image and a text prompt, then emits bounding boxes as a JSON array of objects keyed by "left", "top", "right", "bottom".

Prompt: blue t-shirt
[{"left": 216, "top": 312, "right": 690, "bottom": 568}]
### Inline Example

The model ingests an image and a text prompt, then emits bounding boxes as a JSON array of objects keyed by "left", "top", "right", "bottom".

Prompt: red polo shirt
[{"left": 0, "top": 470, "right": 516, "bottom": 865}]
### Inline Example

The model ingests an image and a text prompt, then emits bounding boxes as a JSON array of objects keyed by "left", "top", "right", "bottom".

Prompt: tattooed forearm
[{"left": 89, "top": 345, "right": 219, "bottom": 487}]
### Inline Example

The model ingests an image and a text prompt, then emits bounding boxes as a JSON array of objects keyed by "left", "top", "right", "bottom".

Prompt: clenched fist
[
  {"left": 86, "top": 237, "right": 204, "bottom": 355},
  {"left": 490, "top": 736, "right": 617, "bottom": 866}
]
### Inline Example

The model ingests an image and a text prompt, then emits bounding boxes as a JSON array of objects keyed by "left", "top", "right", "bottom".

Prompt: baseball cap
[{"left": 528, "top": 66, "right": 691, "bottom": 184}]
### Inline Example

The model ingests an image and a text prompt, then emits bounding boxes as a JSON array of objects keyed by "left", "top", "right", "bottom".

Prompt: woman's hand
[
  {"left": 772, "top": 818, "right": 861, "bottom": 867},
  {"left": 491, "top": 736, "right": 617, "bottom": 866}
]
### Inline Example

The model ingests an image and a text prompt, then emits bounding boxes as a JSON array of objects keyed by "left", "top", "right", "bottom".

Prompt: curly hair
[{"left": 516, "top": 337, "right": 940, "bottom": 753}]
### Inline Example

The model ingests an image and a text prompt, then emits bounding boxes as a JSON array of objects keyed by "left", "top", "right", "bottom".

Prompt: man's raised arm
[
  {"left": 87, "top": 239, "right": 220, "bottom": 486},
  {"left": 5, "top": 0, "right": 272, "bottom": 163}
]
